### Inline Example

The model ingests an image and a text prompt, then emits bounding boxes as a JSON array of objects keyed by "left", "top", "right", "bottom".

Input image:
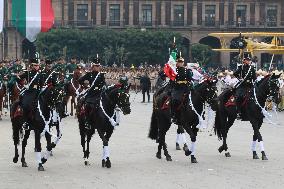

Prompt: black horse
[
  {"left": 214, "top": 74, "right": 281, "bottom": 160},
  {"left": 77, "top": 84, "right": 131, "bottom": 168},
  {"left": 11, "top": 84, "right": 65, "bottom": 171},
  {"left": 148, "top": 79, "right": 218, "bottom": 163}
]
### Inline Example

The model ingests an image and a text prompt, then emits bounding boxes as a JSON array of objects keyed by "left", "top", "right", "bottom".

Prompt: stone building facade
[{"left": 1, "top": 0, "right": 284, "bottom": 67}]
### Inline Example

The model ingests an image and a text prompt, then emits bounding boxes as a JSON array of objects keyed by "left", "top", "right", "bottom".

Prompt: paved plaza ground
[{"left": 0, "top": 92, "right": 284, "bottom": 189}]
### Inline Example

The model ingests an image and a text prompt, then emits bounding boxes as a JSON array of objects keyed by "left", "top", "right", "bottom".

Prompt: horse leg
[
  {"left": 176, "top": 126, "right": 183, "bottom": 150},
  {"left": 70, "top": 97, "right": 74, "bottom": 116},
  {"left": 21, "top": 129, "right": 30, "bottom": 167},
  {"left": 12, "top": 121, "right": 20, "bottom": 163},
  {"left": 253, "top": 128, "right": 268, "bottom": 160},
  {"left": 183, "top": 126, "right": 198, "bottom": 163},
  {"left": 162, "top": 132, "right": 172, "bottom": 161},
  {"left": 41, "top": 132, "right": 52, "bottom": 164},
  {"left": 34, "top": 130, "right": 44, "bottom": 171},
  {"left": 99, "top": 129, "right": 113, "bottom": 168},
  {"left": 252, "top": 134, "right": 259, "bottom": 159},
  {"left": 84, "top": 133, "right": 91, "bottom": 166}
]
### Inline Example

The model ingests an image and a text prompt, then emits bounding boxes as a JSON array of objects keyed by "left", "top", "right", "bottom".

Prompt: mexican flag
[
  {"left": 164, "top": 49, "right": 177, "bottom": 81},
  {"left": 12, "top": 0, "right": 54, "bottom": 42},
  {"left": 0, "top": 0, "right": 3, "bottom": 33}
]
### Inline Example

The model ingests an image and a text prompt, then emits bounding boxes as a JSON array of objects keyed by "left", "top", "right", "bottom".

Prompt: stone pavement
[{"left": 0, "top": 92, "right": 283, "bottom": 189}]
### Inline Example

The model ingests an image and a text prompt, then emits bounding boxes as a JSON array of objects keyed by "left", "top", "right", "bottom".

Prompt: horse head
[
  {"left": 259, "top": 73, "right": 281, "bottom": 102},
  {"left": 195, "top": 78, "right": 218, "bottom": 110},
  {"left": 108, "top": 84, "right": 131, "bottom": 115}
]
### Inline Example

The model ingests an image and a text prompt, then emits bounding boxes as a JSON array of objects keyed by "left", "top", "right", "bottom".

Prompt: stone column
[
  {"left": 96, "top": 1, "right": 101, "bottom": 25},
  {"left": 192, "top": 1, "right": 197, "bottom": 26},
  {"left": 161, "top": 0, "right": 165, "bottom": 26},
  {"left": 129, "top": 1, "right": 133, "bottom": 26}
]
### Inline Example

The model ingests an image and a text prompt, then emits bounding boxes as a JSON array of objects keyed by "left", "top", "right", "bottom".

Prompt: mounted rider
[
  {"left": 65, "top": 57, "right": 78, "bottom": 81},
  {"left": 7, "top": 59, "right": 23, "bottom": 95},
  {"left": 40, "top": 59, "right": 58, "bottom": 88},
  {"left": 233, "top": 57, "right": 257, "bottom": 118},
  {"left": 170, "top": 56, "right": 193, "bottom": 124},
  {"left": 18, "top": 58, "right": 42, "bottom": 130},
  {"left": 0, "top": 61, "right": 8, "bottom": 89},
  {"left": 78, "top": 57, "right": 106, "bottom": 129}
]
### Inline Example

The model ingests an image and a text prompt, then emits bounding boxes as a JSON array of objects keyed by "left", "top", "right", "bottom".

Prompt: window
[
  {"left": 205, "top": 5, "right": 216, "bottom": 26},
  {"left": 236, "top": 5, "right": 247, "bottom": 27},
  {"left": 77, "top": 4, "right": 88, "bottom": 26},
  {"left": 109, "top": 4, "right": 120, "bottom": 26},
  {"left": 142, "top": 4, "right": 152, "bottom": 26},
  {"left": 173, "top": 5, "right": 184, "bottom": 26},
  {"left": 267, "top": 5, "right": 277, "bottom": 27}
]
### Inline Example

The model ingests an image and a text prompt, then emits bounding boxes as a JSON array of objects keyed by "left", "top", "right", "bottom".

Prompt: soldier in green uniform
[
  {"left": 0, "top": 61, "right": 8, "bottom": 82},
  {"left": 65, "top": 57, "right": 78, "bottom": 81},
  {"left": 7, "top": 59, "right": 24, "bottom": 94},
  {"left": 52, "top": 57, "right": 66, "bottom": 74}
]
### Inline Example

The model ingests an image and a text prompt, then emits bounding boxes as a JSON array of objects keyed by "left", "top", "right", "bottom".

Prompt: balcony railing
[{"left": 4, "top": 19, "right": 284, "bottom": 30}]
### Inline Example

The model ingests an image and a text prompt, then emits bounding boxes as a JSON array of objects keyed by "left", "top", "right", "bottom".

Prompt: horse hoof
[
  {"left": 253, "top": 151, "right": 259, "bottom": 159},
  {"left": 184, "top": 150, "right": 192, "bottom": 156},
  {"left": 176, "top": 143, "right": 181, "bottom": 150},
  {"left": 50, "top": 151, "right": 53, "bottom": 157},
  {"left": 166, "top": 156, "right": 172, "bottom": 161},
  {"left": 51, "top": 142, "right": 56, "bottom": 148},
  {"left": 191, "top": 156, "right": 198, "bottom": 163},
  {"left": 0, "top": 117, "right": 2, "bottom": 121},
  {"left": 13, "top": 156, "right": 19, "bottom": 163},
  {"left": 225, "top": 152, "right": 231, "bottom": 157},
  {"left": 102, "top": 160, "right": 106, "bottom": 167},
  {"left": 218, "top": 146, "right": 224, "bottom": 153},
  {"left": 22, "top": 162, "right": 28, "bottom": 167},
  {"left": 41, "top": 158, "right": 47, "bottom": 164},
  {"left": 262, "top": 155, "right": 268, "bottom": 161},
  {"left": 38, "top": 164, "right": 44, "bottom": 171},
  {"left": 106, "top": 158, "right": 111, "bottom": 168},
  {"left": 84, "top": 161, "right": 90, "bottom": 166},
  {"left": 156, "top": 153, "right": 162, "bottom": 159}
]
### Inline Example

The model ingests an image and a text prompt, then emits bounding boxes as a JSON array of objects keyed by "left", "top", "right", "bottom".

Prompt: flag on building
[
  {"left": 164, "top": 41, "right": 178, "bottom": 81},
  {"left": 0, "top": 0, "right": 4, "bottom": 33},
  {"left": 12, "top": 0, "right": 54, "bottom": 42}
]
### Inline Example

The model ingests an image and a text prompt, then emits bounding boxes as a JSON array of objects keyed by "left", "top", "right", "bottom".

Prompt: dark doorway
[
  {"left": 199, "top": 36, "right": 221, "bottom": 67},
  {"left": 181, "top": 37, "right": 190, "bottom": 63},
  {"left": 22, "top": 39, "right": 36, "bottom": 59}
]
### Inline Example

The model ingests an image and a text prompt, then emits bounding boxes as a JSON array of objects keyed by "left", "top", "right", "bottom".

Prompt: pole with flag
[
  {"left": 164, "top": 37, "right": 178, "bottom": 81},
  {"left": 12, "top": 0, "right": 54, "bottom": 42},
  {"left": 0, "top": 0, "right": 3, "bottom": 33}
]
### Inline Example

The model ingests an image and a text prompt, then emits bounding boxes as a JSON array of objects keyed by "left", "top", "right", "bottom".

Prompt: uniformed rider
[
  {"left": 18, "top": 59, "right": 42, "bottom": 130},
  {"left": 171, "top": 57, "right": 193, "bottom": 124},
  {"left": 78, "top": 57, "right": 106, "bottom": 129},
  {"left": 233, "top": 57, "right": 256, "bottom": 118}
]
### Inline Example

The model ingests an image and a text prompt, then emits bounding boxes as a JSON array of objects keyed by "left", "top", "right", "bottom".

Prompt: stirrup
[
  {"left": 22, "top": 122, "right": 29, "bottom": 130},
  {"left": 85, "top": 123, "right": 91, "bottom": 130}
]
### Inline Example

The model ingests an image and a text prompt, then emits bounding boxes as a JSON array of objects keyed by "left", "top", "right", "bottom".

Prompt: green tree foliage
[
  {"left": 35, "top": 28, "right": 184, "bottom": 66},
  {"left": 191, "top": 44, "right": 216, "bottom": 67}
]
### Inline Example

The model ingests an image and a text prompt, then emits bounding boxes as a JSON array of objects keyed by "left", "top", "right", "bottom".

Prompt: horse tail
[
  {"left": 214, "top": 90, "right": 232, "bottom": 140},
  {"left": 148, "top": 110, "right": 158, "bottom": 140},
  {"left": 214, "top": 105, "right": 224, "bottom": 140}
]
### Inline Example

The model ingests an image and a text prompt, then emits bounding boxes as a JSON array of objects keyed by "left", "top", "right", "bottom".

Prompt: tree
[
  {"left": 35, "top": 28, "right": 184, "bottom": 66},
  {"left": 102, "top": 46, "right": 113, "bottom": 66},
  {"left": 191, "top": 44, "right": 216, "bottom": 67}
]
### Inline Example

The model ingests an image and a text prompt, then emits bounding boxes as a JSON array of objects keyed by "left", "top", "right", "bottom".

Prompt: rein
[{"left": 99, "top": 91, "right": 121, "bottom": 127}]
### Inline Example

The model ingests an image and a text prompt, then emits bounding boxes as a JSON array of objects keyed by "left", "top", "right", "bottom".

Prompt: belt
[{"left": 176, "top": 81, "right": 187, "bottom": 84}]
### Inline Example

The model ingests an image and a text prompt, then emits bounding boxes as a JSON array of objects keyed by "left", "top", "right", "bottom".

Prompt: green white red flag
[{"left": 12, "top": 0, "right": 54, "bottom": 42}]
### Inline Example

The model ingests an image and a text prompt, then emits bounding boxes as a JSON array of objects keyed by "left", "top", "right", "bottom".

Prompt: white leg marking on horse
[
  {"left": 35, "top": 152, "right": 42, "bottom": 164},
  {"left": 103, "top": 146, "right": 110, "bottom": 160},
  {"left": 176, "top": 134, "right": 180, "bottom": 144},
  {"left": 44, "top": 150, "right": 52, "bottom": 160},
  {"left": 190, "top": 142, "right": 196, "bottom": 155},
  {"left": 259, "top": 141, "right": 265, "bottom": 151},
  {"left": 251, "top": 141, "right": 257, "bottom": 151},
  {"left": 181, "top": 133, "right": 187, "bottom": 145}
]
